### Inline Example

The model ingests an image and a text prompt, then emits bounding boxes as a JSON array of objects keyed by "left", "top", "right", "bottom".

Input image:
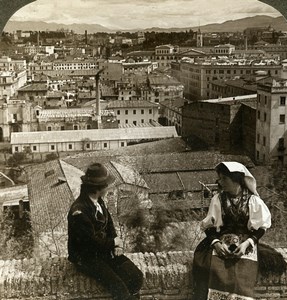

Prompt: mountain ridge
[{"left": 4, "top": 15, "right": 287, "bottom": 34}]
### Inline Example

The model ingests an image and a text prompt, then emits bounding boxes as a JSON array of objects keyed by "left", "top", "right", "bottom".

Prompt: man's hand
[
  {"left": 114, "top": 237, "right": 123, "bottom": 248},
  {"left": 114, "top": 237, "right": 124, "bottom": 256}
]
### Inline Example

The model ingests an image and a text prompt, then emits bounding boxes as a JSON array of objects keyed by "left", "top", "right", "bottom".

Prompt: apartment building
[
  {"left": 106, "top": 100, "right": 159, "bottom": 126},
  {"left": 256, "top": 76, "right": 287, "bottom": 165},
  {"left": 171, "top": 57, "right": 282, "bottom": 101}
]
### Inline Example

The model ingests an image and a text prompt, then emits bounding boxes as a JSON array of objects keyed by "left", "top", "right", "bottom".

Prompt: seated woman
[{"left": 192, "top": 161, "right": 271, "bottom": 300}]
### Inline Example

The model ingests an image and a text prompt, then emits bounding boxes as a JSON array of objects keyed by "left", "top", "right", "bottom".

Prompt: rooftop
[
  {"left": 106, "top": 100, "right": 159, "bottom": 109},
  {"left": 38, "top": 108, "right": 95, "bottom": 119},
  {"left": 11, "top": 127, "right": 178, "bottom": 144}
]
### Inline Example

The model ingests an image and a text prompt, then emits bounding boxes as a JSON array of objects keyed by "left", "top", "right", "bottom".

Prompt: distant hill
[
  {"left": 143, "top": 15, "right": 287, "bottom": 33},
  {"left": 4, "top": 15, "right": 287, "bottom": 34},
  {"left": 4, "top": 21, "right": 113, "bottom": 34}
]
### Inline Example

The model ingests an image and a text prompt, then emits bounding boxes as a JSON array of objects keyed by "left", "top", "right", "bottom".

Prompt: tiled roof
[
  {"left": 106, "top": 100, "right": 159, "bottom": 109},
  {"left": 25, "top": 160, "right": 74, "bottom": 233},
  {"left": 148, "top": 75, "right": 182, "bottom": 86},
  {"left": 11, "top": 127, "right": 178, "bottom": 144},
  {"left": 114, "top": 152, "right": 254, "bottom": 174},
  {"left": 39, "top": 108, "right": 94, "bottom": 118},
  {"left": 18, "top": 83, "right": 48, "bottom": 92},
  {"left": 63, "top": 138, "right": 188, "bottom": 169}
]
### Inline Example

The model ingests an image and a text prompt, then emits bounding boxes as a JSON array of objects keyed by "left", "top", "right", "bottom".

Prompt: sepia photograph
[{"left": 0, "top": 0, "right": 287, "bottom": 299}]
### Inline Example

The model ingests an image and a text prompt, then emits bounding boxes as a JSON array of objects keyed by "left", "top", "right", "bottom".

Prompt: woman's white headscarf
[
  {"left": 201, "top": 161, "right": 271, "bottom": 232},
  {"left": 216, "top": 161, "right": 258, "bottom": 196}
]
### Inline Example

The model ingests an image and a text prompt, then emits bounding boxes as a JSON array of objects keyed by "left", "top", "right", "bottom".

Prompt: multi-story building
[
  {"left": 154, "top": 44, "right": 179, "bottom": 68},
  {"left": 182, "top": 94, "right": 257, "bottom": 157},
  {"left": 0, "top": 57, "right": 27, "bottom": 99},
  {"left": 159, "top": 97, "right": 186, "bottom": 135},
  {"left": 256, "top": 76, "right": 287, "bottom": 165},
  {"left": 0, "top": 98, "right": 38, "bottom": 142},
  {"left": 52, "top": 59, "right": 98, "bottom": 71},
  {"left": 142, "top": 74, "right": 184, "bottom": 103},
  {"left": 214, "top": 44, "right": 235, "bottom": 55},
  {"left": 17, "top": 83, "right": 48, "bottom": 100},
  {"left": 0, "top": 70, "right": 27, "bottom": 98},
  {"left": 24, "top": 45, "right": 55, "bottom": 56},
  {"left": 210, "top": 78, "right": 258, "bottom": 99},
  {"left": 122, "top": 61, "right": 157, "bottom": 75},
  {"left": 171, "top": 56, "right": 282, "bottom": 101},
  {"left": 0, "top": 56, "right": 26, "bottom": 72},
  {"left": 106, "top": 100, "right": 159, "bottom": 126}
]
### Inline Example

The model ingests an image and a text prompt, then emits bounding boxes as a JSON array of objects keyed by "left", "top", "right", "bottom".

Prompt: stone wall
[{"left": 0, "top": 251, "right": 286, "bottom": 300}]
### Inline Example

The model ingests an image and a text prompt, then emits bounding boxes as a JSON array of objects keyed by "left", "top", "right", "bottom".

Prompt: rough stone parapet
[{"left": 0, "top": 251, "right": 286, "bottom": 300}]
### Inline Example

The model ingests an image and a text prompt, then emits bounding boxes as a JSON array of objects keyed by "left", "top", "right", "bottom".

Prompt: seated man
[{"left": 67, "top": 163, "right": 143, "bottom": 300}]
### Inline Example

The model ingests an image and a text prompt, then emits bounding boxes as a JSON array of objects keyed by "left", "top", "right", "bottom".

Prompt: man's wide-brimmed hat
[{"left": 81, "top": 163, "right": 115, "bottom": 186}]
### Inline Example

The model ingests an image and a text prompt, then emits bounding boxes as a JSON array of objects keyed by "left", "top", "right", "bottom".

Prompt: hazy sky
[{"left": 9, "top": 0, "right": 281, "bottom": 30}]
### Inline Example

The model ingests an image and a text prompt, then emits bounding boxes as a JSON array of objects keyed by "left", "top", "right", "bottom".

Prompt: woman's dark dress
[{"left": 192, "top": 190, "right": 271, "bottom": 300}]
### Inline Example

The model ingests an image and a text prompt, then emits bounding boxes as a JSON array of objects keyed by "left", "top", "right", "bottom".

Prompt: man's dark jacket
[{"left": 67, "top": 192, "right": 117, "bottom": 264}]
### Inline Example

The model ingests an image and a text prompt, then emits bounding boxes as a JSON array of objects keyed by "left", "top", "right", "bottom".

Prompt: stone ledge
[{"left": 0, "top": 251, "right": 286, "bottom": 300}]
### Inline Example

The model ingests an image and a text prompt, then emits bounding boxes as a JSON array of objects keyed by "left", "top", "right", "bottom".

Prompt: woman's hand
[
  {"left": 233, "top": 240, "right": 250, "bottom": 257},
  {"left": 214, "top": 242, "right": 231, "bottom": 258}
]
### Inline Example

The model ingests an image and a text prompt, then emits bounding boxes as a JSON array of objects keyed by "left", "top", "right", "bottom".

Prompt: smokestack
[
  {"left": 85, "top": 30, "right": 88, "bottom": 45},
  {"left": 244, "top": 36, "right": 248, "bottom": 51},
  {"left": 95, "top": 72, "right": 101, "bottom": 125}
]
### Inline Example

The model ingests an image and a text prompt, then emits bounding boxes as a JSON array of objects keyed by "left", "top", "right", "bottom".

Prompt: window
[
  {"left": 87, "top": 124, "right": 91, "bottom": 130},
  {"left": 256, "top": 151, "right": 259, "bottom": 160},
  {"left": 61, "top": 126, "right": 65, "bottom": 130},
  {"left": 68, "top": 144, "right": 73, "bottom": 150},
  {"left": 133, "top": 121, "right": 137, "bottom": 125},
  {"left": 133, "top": 109, "right": 136, "bottom": 115},
  {"left": 264, "top": 96, "right": 267, "bottom": 105},
  {"left": 86, "top": 143, "right": 90, "bottom": 149},
  {"left": 264, "top": 112, "right": 267, "bottom": 122},
  {"left": 51, "top": 145, "right": 55, "bottom": 151},
  {"left": 280, "top": 96, "right": 286, "bottom": 106},
  {"left": 141, "top": 109, "right": 144, "bottom": 114},
  {"left": 104, "top": 142, "right": 108, "bottom": 148},
  {"left": 125, "top": 110, "right": 128, "bottom": 115},
  {"left": 257, "top": 133, "right": 260, "bottom": 143},
  {"left": 263, "top": 136, "right": 266, "bottom": 146},
  {"left": 33, "top": 145, "right": 37, "bottom": 151},
  {"left": 47, "top": 126, "right": 52, "bottom": 131},
  {"left": 257, "top": 111, "right": 260, "bottom": 120},
  {"left": 73, "top": 125, "right": 79, "bottom": 130},
  {"left": 117, "top": 110, "right": 120, "bottom": 115},
  {"left": 125, "top": 119, "right": 128, "bottom": 124},
  {"left": 141, "top": 119, "right": 144, "bottom": 123},
  {"left": 280, "top": 114, "right": 285, "bottom": 124},
  {"left": 149, "top": 109, "right": 152, "bottom": 114},
  {"left": 121, "top": 142, "right": 125, "bottom": 147},
  {"left": 15, "top": 146, "right": 19, "bottom": 152}
]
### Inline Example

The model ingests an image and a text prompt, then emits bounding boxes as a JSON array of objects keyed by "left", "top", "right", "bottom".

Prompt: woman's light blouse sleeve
[
  {"left": 248, "top": 195, "right": 271, "bottom": 231},
  {"left": 201, "top": 193, "right": 223, "bottom": 232}
]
